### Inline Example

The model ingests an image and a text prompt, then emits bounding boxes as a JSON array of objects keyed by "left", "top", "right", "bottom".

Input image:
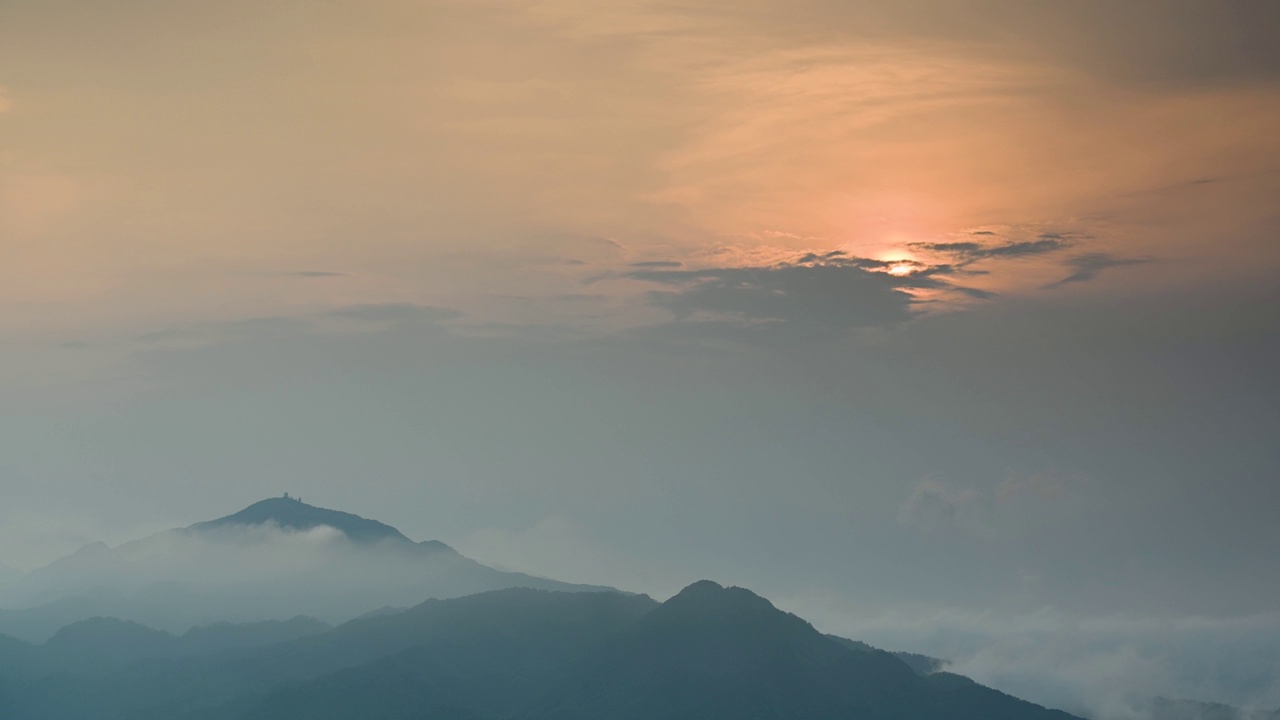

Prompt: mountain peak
[
  {"left": 660, "top": 580, "right": 783, "bottom": 619},
  {"left": 624, "top": 579, "right": 825, "bottom": 657},
  {"left": 187, "top": 497, "right": 415, "bottom": 545},
  {"left": 676, "top": 578, "right": 725, "bottom": 595},
  {"left": 44, "top": 617, "right": 178, "bottom": 662}
]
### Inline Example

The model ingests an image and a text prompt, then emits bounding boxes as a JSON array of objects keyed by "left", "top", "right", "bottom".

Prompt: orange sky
[
  {"left": 4, "top": 10, "right": 1280, "bottom": 708},
  {"left": 1, "top": 0, "right": 1278, "bottom": 339}
]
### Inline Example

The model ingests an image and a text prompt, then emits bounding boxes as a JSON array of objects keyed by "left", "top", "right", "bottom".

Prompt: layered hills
[
  {"left": 0, "top": 581, "right": 1080, "bottom": 720},
  {"left": 0, "top": 497, "right": 610, "bottom": 642},
  {"left": 3, "top": 497, "right": 1235, "bottom": 720}
]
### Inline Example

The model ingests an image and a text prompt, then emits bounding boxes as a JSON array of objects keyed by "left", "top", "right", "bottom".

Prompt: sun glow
[{"left": 886, "top": 261, "right": 918, "bottom": 277}]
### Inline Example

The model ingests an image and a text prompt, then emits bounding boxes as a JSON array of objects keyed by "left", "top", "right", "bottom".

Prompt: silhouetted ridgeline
[
  {"left": 0, "top": 498, "right": 1185, "bottom": 719},
  {"left": 0, "top": 581, "right": 1084, "bottom": 720},
  {"left": 187, "top": 496, "right": 417, "bottom": 544},
  {"left": 0, "top": 498, "right": 614, "bottom": 643}
]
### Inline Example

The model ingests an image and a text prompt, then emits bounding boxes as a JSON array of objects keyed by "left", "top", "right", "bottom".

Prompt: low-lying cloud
[
  {"left": 0, "top": 521, "right": 579, "bottom": 642},
  {"left": 801, "top": 606, "right": 1280, "bottom": 720}
]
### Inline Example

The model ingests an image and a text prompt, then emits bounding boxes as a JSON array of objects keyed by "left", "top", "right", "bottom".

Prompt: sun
[{"left": 886, "top": 262, "right": 917, "bottom": 277}]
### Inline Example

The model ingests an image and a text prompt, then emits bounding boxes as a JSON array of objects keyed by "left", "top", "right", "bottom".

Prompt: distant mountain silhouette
[
  {"left": 529, "top": 580, "right": 1080, "bottom": 720},
  {"left": 0, "top": 562, "right": 21, "bottom": 584},
  {"left": 0, "top": 582, "right": 1087, "bottom": 720},
  {"left": 236, "top": 588, "right": 661, "bottom": 720},
  {"left": 31, "top": 615, "right": 331, "bottom": 668},
  {"left": 0, "top": 632, "right": 42, "bottom": 685},
  {"left": 0, "top": 498, "right": 617, "bottom": 643},
  {"left": 181, "top": 616, "right": 331, "bottom": 655},
  {"left": 45, "top": 617, "right": 176, "bottom": 663},
  {"left": 187, "top": 496, "right": 417, "bottom": 546},
  {"left": 828, "top": 634, "right": 946, "bottom": 675}
]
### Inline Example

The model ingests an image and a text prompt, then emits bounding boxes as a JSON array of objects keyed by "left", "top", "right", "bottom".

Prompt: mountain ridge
[
  {"left": 0, "top": 582, "right": 1087, "bottom": 720},
  {"left": 0, "top": 498, "right": 620, "bottom": 643},
  {"left": 185, "top": 496, "right": 423, "bottom": 546}
]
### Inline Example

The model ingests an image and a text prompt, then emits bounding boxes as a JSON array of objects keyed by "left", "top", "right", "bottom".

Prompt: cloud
[
  {"left": 290, "top": 271, "right": 349, "bottom": 278},
  {"left": 851, "top": 609, "right": 1280, "bottom": 720},
  {"left": 122, "top": 304, "right": 464, "bottom": 356},
  {"left": 1048, "top": 253, "right": 1151, "bottom": 287},
  {"left": 593, "top": 237, "right": 628, "bottom": 252},
  {"left": 624, "top": 255, "right": 970, "bottom": 333},
  {"left": 910, "top": 236, "right": 1072, "bottom": 262},
  {"left": 629, "top": 260, "right": 684, "bottom": 268},
  {"left": 0, "top": 520, "right": 553, "bottom": 639},
  {"left": 896, "top": 479, "right": 986, "bottom": 537},
  {"left": 458, "top": 516, "right": 661, "bottom": 592},
  {"left": 133, "top": 316, "right": 312, "bottom": 347},
  {"left": 323, "top": 303, "right": 463, "bottom": 324},
  {"left": 995, "top": 470, "right": 1079, "bottom": 507},
  {"left": 770, "top": 589, "right": 1280, "bottom": 720},
  {"left": 895, "top": 470, "right": 1094, "bottom": 546}
]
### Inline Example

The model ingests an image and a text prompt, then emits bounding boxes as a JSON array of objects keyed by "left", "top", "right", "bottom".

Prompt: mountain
[
  {"left": 0, "top": 588, "right": 660, "bottom": 720},
  {"left": 187, "top": 496, "right": 415, "bottom": 545},
  {"left": 37, "top": 615, "right": 331, "bottom": 666},
  {"left": 0, "top": 562, "right": 21, "bottom": 585},
  {"left": 0, "top": 582, "right": 1087, "bottom": 720},
  {"left": 181, "top": 616, "right": 332, "bottom": 655},
  {"left": 0, "top": 616, "right": 333, "bottom": 719},
  {"left": 45, "top": 617, "right": 177, "bottom": 664},
  {"left": 528, "top": 580, "right": 1080, "bottom": 720},
  {"left": 0, "top": 633, "right": 41, "bottom": 681},
  {"left": 234, "top": 588, "right": 661, "bottom": 720},
  {"left": 0, "top": 498, "right": 616, "bottom": 642},
  {"left": 828, "top": 634, "right": 946, "bottom": 675}
]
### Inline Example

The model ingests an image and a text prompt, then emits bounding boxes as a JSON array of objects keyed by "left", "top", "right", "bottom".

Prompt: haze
[{"left": 2, "top": 1, "right": 1278, "bottom": 717}]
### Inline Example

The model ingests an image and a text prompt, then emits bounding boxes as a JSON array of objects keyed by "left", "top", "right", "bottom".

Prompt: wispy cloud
[
  {"left": 624, "top": 252, "right": 973, "bottom": 332},
  {"left": 629, "top": 260, "right": 684, "bottom": 269},
  {"left": 290, "top": 271, "right": 349, "bottom": 278},
  {"left": 910, "top": 235, "right": 1072, "bottom": 263},
  {"left": 897, "top": 479, "right": 987, "bottom": 538},
  {"left": 323, "top": 304, "right": 463, "bottom": 324},
  {"left": 1047, "top": 253, "right": 1152, "bottom": 288}
]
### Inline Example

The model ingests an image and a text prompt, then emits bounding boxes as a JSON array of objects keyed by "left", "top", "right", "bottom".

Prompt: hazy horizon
[{"left": 2, "top": 1, "right": 1278, "bottom": 718}]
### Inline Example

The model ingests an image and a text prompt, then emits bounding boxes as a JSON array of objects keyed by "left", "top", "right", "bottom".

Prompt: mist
[
  {"left": 0, "top": 515, "right": 602, "bottom": 643},
  {"left": 2, "top": 0, "right": 1277, "bottom": 718},
  {"left": 791, "top": 604, "right": 1280, "bottom": 720}
]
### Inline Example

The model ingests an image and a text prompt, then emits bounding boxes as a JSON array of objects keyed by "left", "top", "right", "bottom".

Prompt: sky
[{"left": 1, "top": 0, "right": 1279, "bottom": 713}]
